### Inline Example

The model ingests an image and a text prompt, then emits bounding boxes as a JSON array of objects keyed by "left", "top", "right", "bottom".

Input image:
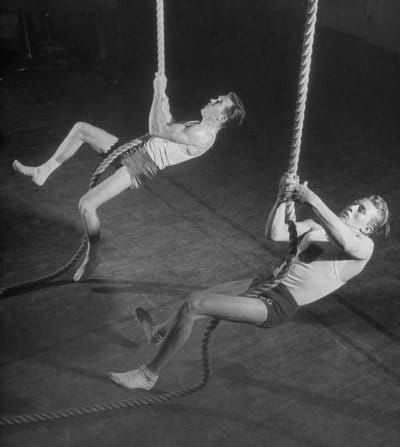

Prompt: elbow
[
  {"left": 265, "top": 231, "right": 286, "bottom": 242},
  {"left": 154, "top": 124, "right": 170, "bottom": 140},
  {"left": 271, "top": 235, "right": 287, "bottom": 242},
  {"left": 150, "top": 124, "right": 165, "bottom": 138}
]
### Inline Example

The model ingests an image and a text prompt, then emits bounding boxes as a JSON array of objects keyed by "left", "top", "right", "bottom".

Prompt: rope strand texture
[
  {"left": 285, "top": 0, "right": 319, "bottom": 264},
  {"left": 0, "top": 135, "right": 149, "bottom": 298},
  {"left": 156, "top": 0, "right": 165, "bottom": 76},
  {"left": 0, "top": 319, "right": 219, "bottom": 426},
  {"left": 0, "top": 0, "right": 319, "bottom": 427},
  {"left": 1, "top": 0, "right": 167, "bottom": 297}
]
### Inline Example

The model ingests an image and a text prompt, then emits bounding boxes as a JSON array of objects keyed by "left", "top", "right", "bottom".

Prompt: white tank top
[
  {"left": 145, "top": 122, "right": 215, "bottom": 170},
  {"left": 279, "top": 229, "right": 369, "bottom": 306}
]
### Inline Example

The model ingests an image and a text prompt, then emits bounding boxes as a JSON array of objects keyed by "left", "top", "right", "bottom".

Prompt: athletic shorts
[
  {"left": 241, "top": 281, "right": 299, "bottom": 329},
  {"left": 105, "top": 136, "right": 159, "bottom": 189}
]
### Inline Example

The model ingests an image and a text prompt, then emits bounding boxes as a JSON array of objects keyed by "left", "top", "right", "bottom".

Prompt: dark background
[{"left": 0, "top": 1, "right": 399, "bottom": 446}]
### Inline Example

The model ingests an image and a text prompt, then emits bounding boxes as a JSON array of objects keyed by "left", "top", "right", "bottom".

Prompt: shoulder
[
  {"left": 183, "top": 123, "right": 216, "bottom": 152},
  {"left": 339, "top": 233, "right": 374, "bottom": 261},
  {"left": 356, "top": 235, "right": 374, "bottom": 259}
]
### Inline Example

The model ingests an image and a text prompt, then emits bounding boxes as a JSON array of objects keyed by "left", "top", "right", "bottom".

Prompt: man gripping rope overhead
[
  {"left": 13, "top": 73, "right": 245, "bottom": 281},
  {"left": 108, "top": 174, "right": 389, "bottom": 391}
]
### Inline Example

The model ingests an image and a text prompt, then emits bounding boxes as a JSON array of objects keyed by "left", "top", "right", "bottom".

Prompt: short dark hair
[
  {"left": 223, "top": 92, "right": 246, "bottom": 128},
  {"left": 366, "top": 195, "right": 390, "bottom": 238}
]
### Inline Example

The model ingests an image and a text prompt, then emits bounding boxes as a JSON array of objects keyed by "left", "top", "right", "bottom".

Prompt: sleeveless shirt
[
  {"left": 145, "top": 121, "right": 215, "bottom": 170},
  {"left": 279, "top": 229, "right": 370, "bottom": 306}
]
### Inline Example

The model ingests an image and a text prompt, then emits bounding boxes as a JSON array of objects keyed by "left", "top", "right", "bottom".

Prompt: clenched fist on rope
[{"left": 277, "top": 172, "right": 299, "bottom": 203}]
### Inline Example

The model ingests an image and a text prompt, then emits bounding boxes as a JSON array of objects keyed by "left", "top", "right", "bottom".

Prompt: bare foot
[
  {"left": 108, "top": 365, "right": 158, "bottom": 391},
  {"left": 134, "top": 308, "right": 163, "bottom": 344},
  {"left": 13, "top": 160, "right": 47, "bottom": 186}
]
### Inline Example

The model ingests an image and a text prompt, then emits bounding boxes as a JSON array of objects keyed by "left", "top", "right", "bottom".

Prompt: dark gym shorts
[
  {"left": 103, "top": 136, "right": 159, "bottom": 188},
  {"left": 241, "top": 281, "right": 299, "bottom": 328}
]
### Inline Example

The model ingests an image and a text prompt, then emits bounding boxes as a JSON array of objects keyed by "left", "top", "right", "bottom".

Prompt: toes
[{"left": 108, "top": 372, "right": 122, "bottom": 385}]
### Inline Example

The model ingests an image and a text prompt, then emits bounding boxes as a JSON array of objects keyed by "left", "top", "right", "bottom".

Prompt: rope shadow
[{"left": 0, "top": 278, "right": 202, "bottom": 300}]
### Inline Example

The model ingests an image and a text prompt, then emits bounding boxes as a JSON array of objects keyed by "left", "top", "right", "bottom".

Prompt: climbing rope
[
  {"left": 256, "top": 0, "right": 319, "bottom": 298},
  {"left": 0, "top": 0, "right": 169, "bottom": 298},
  {"left": 156, "top": 0, "right": 166, "bottom": 76},
  {"left": 0, "top": 0, "right": 320, "bottom": 427},
  {"left": 0, "top": 319, "right": 219, "bottom": 426},
  {"left": 245, "top": 0, "right": 319, "bottom": 296},
  {"left": 283, "top": 0, "right": 319, "bottom": 276},
  {"left": 0, "top": 135, "right": 149, "bottom": 297}
]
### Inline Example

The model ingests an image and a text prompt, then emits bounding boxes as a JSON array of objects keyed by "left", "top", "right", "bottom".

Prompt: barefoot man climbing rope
[
  {"left": 109, "top": 174, "right": 389, "bottom": 391},
  {"left": 13, "top": 73, "right": 245, "bottom": 281}
]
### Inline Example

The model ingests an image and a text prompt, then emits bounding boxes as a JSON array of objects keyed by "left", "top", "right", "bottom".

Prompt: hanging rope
[
  {"left": 0, "top": 0, "right": 319, "bottom": 427},
  {"left": 156, "top": 0, "right": 165, "bottom": 76},
  {"left": 245, "top": 0, "right": 319, "bottom": 296},
  {"left": 284, "top": 0, "right": 319, "bottom": 274},
  {"left": 1, "top": 0, "right": 168, "bottom": 298}
]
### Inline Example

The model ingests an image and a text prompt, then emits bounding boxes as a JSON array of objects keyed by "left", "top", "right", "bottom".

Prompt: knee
[
  {"left": 73, "top": 121, "right": 89, "bottom": 137},
  {"left": 78, "top": 194, "right": 96, "bottom": 216},
  {"left": 180, "top": 292, "right": 205, "bottom": 318}
]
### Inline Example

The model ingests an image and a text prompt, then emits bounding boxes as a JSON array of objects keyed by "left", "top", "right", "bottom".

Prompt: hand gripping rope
[
  {"left": 0, "top": 0, "right": 319, "bottom": 426},
  {"left": 253, "top": 0, "right": 320, "bottom": 295}
]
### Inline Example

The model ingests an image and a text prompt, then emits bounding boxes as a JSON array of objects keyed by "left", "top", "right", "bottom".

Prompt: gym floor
[{"left": 1, "top": 6, "right": 399, "bottom": 447}]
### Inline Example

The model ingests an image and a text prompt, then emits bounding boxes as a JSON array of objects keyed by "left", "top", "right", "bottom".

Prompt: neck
[{"left": 200, "top": 117, "right": 220, "bottom": 133}]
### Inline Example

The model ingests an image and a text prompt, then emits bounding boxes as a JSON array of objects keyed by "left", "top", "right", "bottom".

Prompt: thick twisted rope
[
  {"left": 283, "top": 0, "right": 319, "bottom": 274},
  {"left": 1, "top": 0, "right": 166, "bottom": 298},
  {"left": 287, "top": 0, "right": 319, "bottom": 178},
  {"left": 0, "top": 319, "right": 219, "bottom": 426},
  {"left": 156, "top": 0, "right": 165, "bottom": 75},
  {"left": 0, "top": 136, "right": 149, "bottom": 298},
  {"left": 242, "top": 0, "right": 319, "bottom": 297},
  {"left": 0, "top": 0, "right": 319, "bottom": 427}
]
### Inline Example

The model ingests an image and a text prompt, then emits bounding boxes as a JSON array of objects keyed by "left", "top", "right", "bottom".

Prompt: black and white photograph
[{"left": 0, "top": 0, "right": 399, "bottom": 445}]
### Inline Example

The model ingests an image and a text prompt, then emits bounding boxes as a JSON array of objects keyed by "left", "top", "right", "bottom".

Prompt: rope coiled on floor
[
  {"left": 0, "top": 135, "right": 149, "bottom": 298},
  {"left": 0, "top": 319, "right": 219, "bottom": 426}
]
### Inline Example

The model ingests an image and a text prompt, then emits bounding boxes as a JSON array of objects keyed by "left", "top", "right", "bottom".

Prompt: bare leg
[
  {"left": 13, "top": 122, "right": 118, "bottom": 185},
  {"left": 109, "top": 279, "right": 266, "bottom": 390},
  {"left": 135, "top": 279, "right": 254, "bottom": 344},
  {"left": 73, "top": 166, "right": 134, "bottom": 281},
  {"left": 148, "top": 289, "right": 266, "bottom": 374},
  {"left": 134, "top": 308, "right": 173, "bottom": 344}
]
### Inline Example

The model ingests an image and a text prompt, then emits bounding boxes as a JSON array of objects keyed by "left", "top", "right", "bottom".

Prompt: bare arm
[
  {"left": 148, "top": 74, "right": 213, "bottom": 153},
  {"left": 148, "top": 73, "right": 172, "bottom": 135},
  {"left": 265, "top": 173, "right": 319, "bottom": 241},
  {"left": 293, "top": 183, "right": 374, "bottom": 260}
]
